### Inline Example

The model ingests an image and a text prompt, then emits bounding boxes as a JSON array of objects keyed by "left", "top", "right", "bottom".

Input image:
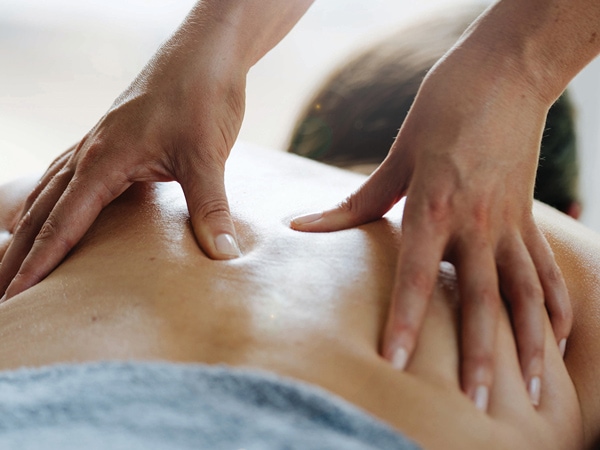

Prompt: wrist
[
  {"left": 447, "top": 0, "right": 600, "bottom": 106},
  {"left": 184, "top": 0, "right": 314, "bottom": 70}
]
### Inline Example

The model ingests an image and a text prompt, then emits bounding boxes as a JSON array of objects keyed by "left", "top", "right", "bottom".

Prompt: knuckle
[
  {"left": 423, "top": 194, "right": 451, "bottom": 225},
  {"left": 389, "top": 318, "right": 418, "bottom": 348},
  {"left": 76, "top": 143, "right": 106, "bottom": 175},
  {"left": 520, "top": 344, "right": 545, "bottom": 372},
  {"left": 401, "top": 266, "right": 432, "bottom": 296},
  {"left": 551, "top": 300, "right": 573, "bottom": 328},
  {"left": 338, "top": 191, "right": 387, "bottom": 224},
  {"left": 478, "top": 289, "right": 501, "bottom": 311},
  {"left": 543, "top": 263, "right": 563, "bottom": 285},
  {"left": 338, "top": 195, "right": 367, "bottom": 221},
  {"left": 95, "top": 174, "right": 127, "bottom": 202},
  {"left": 194, "top": 198, "right": 231, "bottom": 223},
  {"left": 16, "top": 211, "right": 34, "bottom": 235},
  {"left": 36, "top": 219, "right": 73, "bottom": 253},
  {"left": 526, "top": 345, "right": 545, "bottom": 364},
  {"left": 469, "top": 200, "right": 491, "bottom": 231}
]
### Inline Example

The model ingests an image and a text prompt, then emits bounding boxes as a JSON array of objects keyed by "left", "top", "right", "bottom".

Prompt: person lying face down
[
  {"left": 0, "top": 143, "right": 599, "bottom": 449},
  {"left": 287, "top": 3, "right": 581, "bottom": 219}
]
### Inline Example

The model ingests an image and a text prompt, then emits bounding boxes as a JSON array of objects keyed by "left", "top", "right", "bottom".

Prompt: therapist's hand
[
  {"left": 0, "top": 0, "right": 316, "bottom": 302},
  {"left": 292, "top": 49, "right": 572, "bottom": 410},
  {"left": 0, "top": 24, "right": 247, "bottom": 301}
]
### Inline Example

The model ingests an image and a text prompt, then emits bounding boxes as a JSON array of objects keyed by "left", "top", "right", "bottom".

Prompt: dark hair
[{"left": 287, "top": 3, "right": 580, "bottom": 213}]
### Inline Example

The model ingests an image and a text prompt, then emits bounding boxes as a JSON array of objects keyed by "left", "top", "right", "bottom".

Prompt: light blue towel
[{"left": 0, "top": 362, "right": 421, "bottom": 449}]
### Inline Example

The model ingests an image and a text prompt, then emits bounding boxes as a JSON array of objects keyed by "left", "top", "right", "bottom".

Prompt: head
[{"left": 287, "top": 3, "right": 581, "bottom": 218}]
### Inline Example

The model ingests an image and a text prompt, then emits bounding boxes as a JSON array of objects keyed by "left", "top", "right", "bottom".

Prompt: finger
[
  {"left": 526, "top": 227, "right": 571, "bottom": 356},
  {"left": 17, "top": 153, "right": 71, "bottom": 224},
  {"left": 3, "top": 169, "right": 131, "bottom": 299},
  {"left": 0, "top": 166, "right": 74, "bottom": 298},
  {"left": 381, "top": 218, "right": 448, "bottom": 373},
  {"left": 404, "top": 275, "right": 461, "bottom": 389},
  {"left": 497, "top": 235, "right": 545, "bottom": 407},
  {"left": 485, "top": 305, "right": 532, "bottom": 419},
  {"left": 456, "top": 237, "right": 501, "bottom": 412},
  {"left": 291, "top": 156, "right": 406, "bottom": 232},
  {"left": 486, "top": 307, "right": 577, "bottom": 450},
  {"left": 0, "top": 230, "right": 11, "bottom": 260},
  {"left": 179, "top": 163, "right": 240, "bottom": 260}
]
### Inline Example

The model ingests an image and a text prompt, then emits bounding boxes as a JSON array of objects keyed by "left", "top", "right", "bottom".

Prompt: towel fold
[{"left": 0, "top": 362, "right": 420, "bottom": 449}]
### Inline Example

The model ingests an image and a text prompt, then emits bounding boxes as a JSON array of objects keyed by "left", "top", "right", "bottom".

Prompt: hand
[
  {"left": 0, "top": 232, "right": 10, "bottom": 261},
  {"left": 291, "top": 51, "right": 572, "bottom": 410},
  {"left": 0, "top": 24, "right": 248, "bottom": 302},
  {"left": 0, "top": 0, "right": 318, "bottom": 301}
]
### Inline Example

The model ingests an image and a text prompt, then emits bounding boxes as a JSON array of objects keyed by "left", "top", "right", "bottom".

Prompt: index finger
[{"left": 3, "top": 170, "right": 131, "bottom": 300}]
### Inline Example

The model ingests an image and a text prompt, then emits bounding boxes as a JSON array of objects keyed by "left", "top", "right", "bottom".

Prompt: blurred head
[{"left": 287, "top": 3, "right": 580, "bottom": 218}]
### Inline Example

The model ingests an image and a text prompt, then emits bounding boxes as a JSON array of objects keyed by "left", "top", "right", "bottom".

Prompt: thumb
[
  {"left": 180, "top": 164, "right": 241, "bottom": 260},
  {"left": 291, "top": 159, "right": 407, "bottom": 232}
]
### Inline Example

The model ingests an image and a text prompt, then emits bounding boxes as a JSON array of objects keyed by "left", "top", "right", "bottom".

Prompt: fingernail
[
  {"left": 214, "top": 234, "right": 241, "bottom": 258},
  {"left": 391, "top": 346, "right": 408, "bottom": 371},
  {"left": 473, "top": 385, "right": 489, "bottom": 412},
  {"left": 559, "top": 338, "right": 567, "bottom": 358},
  {"left": 528, "top": 376, "right": 541, "bottom": 406},
  {"left": 292, "top": 212, "right": 323, "bottom": 226}
]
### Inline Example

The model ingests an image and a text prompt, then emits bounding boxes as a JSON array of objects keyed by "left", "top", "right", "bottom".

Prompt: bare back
[{"left": 0, "top": 144, "right": 597, "bottom": 449}]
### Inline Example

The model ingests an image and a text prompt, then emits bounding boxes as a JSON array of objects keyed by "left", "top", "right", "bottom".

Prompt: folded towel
[{"left": 0, "top": 362, "right": 420, "bottom": 449}]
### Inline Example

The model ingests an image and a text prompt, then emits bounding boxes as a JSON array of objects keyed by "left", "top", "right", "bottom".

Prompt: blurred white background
[{"left": 1, "top": 0, "right": 600, "bottom": 229}]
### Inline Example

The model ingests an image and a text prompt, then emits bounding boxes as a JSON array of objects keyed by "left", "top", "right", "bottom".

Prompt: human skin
[
  {"left": 0, "top": 144, "right": 599, "bottom": 448},
  {"left": 292, "top": 0, "right": 600, "bottom": 407},
  {"left": 0, "top": 0, "right": 316, "bottom": 290},
  {"left": 3, "top": 0, "right": 599, "bottom": 411}
]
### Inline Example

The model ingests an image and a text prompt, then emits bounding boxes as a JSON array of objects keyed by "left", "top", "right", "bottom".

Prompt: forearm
[
  {"left": 118, "top": 0, "right": 314, "bottom": 109},
  {"left": 452, "top": 0, "right": 600, "bottom": 106},
  {"left": 172, "top": 0, "right": 315, "bottom": 72}
]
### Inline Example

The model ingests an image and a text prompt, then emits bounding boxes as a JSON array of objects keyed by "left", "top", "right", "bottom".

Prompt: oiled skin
[{"left": 0, "top": 144, "right": 597, "bottom": 449}]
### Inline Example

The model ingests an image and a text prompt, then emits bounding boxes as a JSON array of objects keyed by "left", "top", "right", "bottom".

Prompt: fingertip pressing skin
[
  {"left": 390, "top": 346, "right": 409, "bottom": 371},
  {"left": 290, "top": 212, "right": 323, "bottom": 228},
  {"left": 530, "top": 234, "right": 573, "bottom": 356},
  {"left": 0, "top": 169, "right": 75, "bottom": 298},
  {"left": 214, "top": 233, "right": 242, "bottom": 258},
  {"left": 187, "top": 196, "right": 240, "bottom": 261},
  {"left": 4, "top": 276, "right": 27, "bottom": 301},
  {"left": 382, "top": 230, "right": 448, "bottom": 375},
  {"left": 528, "top": 375, "right": 542, "bottom": 407},
  {"left": 191, "top": 219, "right": 242, "bottom": 260},
  {"left": 473, "top": 385, "right": 490, "bottom": 412},
  {"left": 496, "top": 235, "right": 547, "bottom": 407},
  {"left": 291, "top": 207, "right": 347, "bottom": 232},
  {"left": 383, "top": 310, "right": 418, "bottom": 373},
  {"left": 465, "top": 365, "right": 493, "bottom": 413},
  {"left": 4, "top": 234, "right": 71, "bottom": 300},
  {"left": 291, "top": 210, "right": 346, "bottom": 232},
  {"left": 456, "top": 241, "right": 501, "bottom": 412},
  {"left": 291, "top": 163, "right": 404, "bottom": 234}
]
